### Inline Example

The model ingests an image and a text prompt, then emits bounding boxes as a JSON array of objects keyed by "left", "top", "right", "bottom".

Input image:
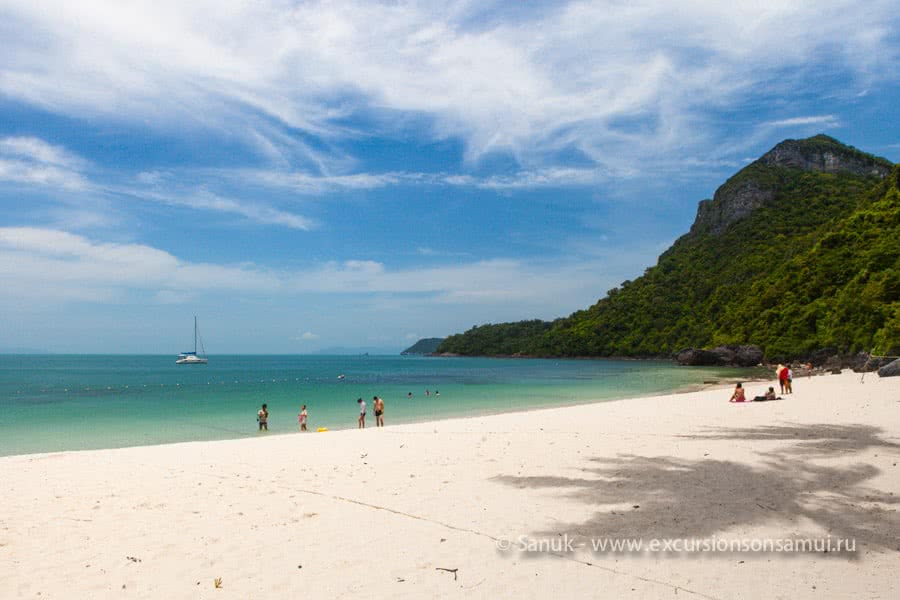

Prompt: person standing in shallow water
[
  {"left": 258, "top": 403, "right": 268, "bottom": 431},
  {"left": 298, "top": 404, "right": 307, "bottom": 431},
  {"left": 373, "top": 396, "right": 385, "bottom": 427},
  {"left": 357, "top": 398, "right": 366, "bottom": 429}
]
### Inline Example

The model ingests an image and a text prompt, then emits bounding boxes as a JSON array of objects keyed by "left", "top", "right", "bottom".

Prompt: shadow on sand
[{"left": 493, "top": 423, "right": 900, "bottom": 554}]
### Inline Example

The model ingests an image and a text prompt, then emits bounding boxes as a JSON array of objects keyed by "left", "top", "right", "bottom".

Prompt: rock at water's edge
[
  {"left": 675, "top": 348, "right": 721, "bottom": 366},
  {"left": 676, "top": 345, "right": 762, "bottom": 367}
]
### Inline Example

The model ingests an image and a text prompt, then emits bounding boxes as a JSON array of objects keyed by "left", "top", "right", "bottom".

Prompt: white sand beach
[{"left": 2, "top": 370, "right": 898, "bottom": 599}]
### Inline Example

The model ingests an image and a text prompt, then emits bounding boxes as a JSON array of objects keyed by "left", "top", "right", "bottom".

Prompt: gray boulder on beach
[{"left": 877, "top": 358, "right": 900, "bottom": 378}]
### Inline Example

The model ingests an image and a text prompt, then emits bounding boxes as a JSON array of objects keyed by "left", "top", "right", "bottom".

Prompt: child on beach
[
  {"left": 257, "top": 403, "right": 268, "bottom": 431},
  {"left": 298, "top": 405, "right": 307, "bottom": 431},
  {"left": 358, "top": 398, "right": 366, "bottom": 429},
  {"left": 729, "top": 383, "right": 746, "bottom": 403}
]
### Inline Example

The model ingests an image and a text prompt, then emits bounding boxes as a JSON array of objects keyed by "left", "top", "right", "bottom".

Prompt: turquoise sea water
[{"left": 0, "top": 355, "right": 754, "bottom": 457}]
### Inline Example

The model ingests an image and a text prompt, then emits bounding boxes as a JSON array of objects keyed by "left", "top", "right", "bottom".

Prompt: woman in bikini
[{"left": 729, "top": 383, "right": 746, "bottom": 403}]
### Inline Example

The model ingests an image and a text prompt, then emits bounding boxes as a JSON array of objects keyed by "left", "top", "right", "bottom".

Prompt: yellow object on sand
[{"left": 317, "top": 427, "right": 329, "bottom": 432}]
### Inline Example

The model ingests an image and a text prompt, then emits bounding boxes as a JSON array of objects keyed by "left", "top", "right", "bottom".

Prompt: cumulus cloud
[
  {"left": 0, "top": 227, "right": 278, "bottom": 302},
  {"left": 0, "top": 227, "right": 617, "bottom": 313}
]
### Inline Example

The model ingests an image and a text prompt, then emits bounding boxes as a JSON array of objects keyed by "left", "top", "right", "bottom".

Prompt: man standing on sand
[
  {"left": 258, "top": 403, "right": 268, "bottom": 431},
  {"left": 373, "top": 396, "right": 385, "bottom": 427},
  {"left": 357, "top": 397, "right": 366, "bottom": 429}
]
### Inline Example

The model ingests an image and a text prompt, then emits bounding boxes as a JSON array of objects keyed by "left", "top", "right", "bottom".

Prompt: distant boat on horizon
[{"left": 176, "top": 316, "right": 208, "bottom": 365}]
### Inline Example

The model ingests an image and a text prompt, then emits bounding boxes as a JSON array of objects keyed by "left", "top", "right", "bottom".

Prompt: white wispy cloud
[
  {"left": 243, "top": 169, "right": 406, "bottom": 193},
  {"left": 0, "top": 137, "right": 86, "bottom": 169},
  {"left": 1, "top": 1, "right": 896, "bottom": 173},
  {"left": 765, "top": 115, "right": 841, "bottom": 128},
  {"left": 0, "top": 136, "right": 316, "bottom": 230},
  {"left": 238, "top": 166, "right": 613, "bottom": 193},
  {"left": 116, "top": 186, "right": 317, "bottom": 231},
  {"left": 0, "top": 136, "right": 89, "bottom": 190}
]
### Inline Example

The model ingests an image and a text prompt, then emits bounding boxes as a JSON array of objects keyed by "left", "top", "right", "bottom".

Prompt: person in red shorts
[{"left": 778, "top": 365, "right": 789, "bottom": 394}]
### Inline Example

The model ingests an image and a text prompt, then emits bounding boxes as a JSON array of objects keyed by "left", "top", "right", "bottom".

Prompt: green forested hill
[
  {"left": 401, "top": 337, "right": 445, "bottom": 355},
  {"left": 438, "top": 136, "right": 899, "bottom": 361}
]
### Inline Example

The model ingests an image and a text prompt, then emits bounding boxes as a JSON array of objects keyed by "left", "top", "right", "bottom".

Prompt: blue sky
[{"left": 1, "top": 1, "right": 899, "bottom": 354}]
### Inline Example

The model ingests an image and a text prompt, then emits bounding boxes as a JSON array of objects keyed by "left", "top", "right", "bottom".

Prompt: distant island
[
  {"left": 401, "top": 338, "right": 445, "bottom": 355},
  {"left": 438, "top": 135, "right": 900, "bottom": 366}
]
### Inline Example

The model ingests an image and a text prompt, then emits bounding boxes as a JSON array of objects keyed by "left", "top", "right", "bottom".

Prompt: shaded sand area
[{"left": 2, "top": 371, "right": 898, "bottom": 599}]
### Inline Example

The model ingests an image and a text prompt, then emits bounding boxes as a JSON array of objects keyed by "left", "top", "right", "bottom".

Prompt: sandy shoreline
[{"left": 2, "top": 370, "right": 898, "bottom": 599}]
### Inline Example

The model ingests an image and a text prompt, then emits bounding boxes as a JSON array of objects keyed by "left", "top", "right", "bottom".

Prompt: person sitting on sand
[
  {"left": 357, "top": 398, "right": 366, "bottom": 429},
  {"left": 258, "top": 403, "right": 268, "bottom": 431},
  {"left": 298, "top": 405, "right": 307, "bottom": 431},
  {"left": 373, "top": 396, "right": 385, "bottom": 427},
  {"left": 752, "top": 387, "right": 781, "bottom": 402},
  {"left": 729, "top": 383, "right": 746, "bottom": 403}
]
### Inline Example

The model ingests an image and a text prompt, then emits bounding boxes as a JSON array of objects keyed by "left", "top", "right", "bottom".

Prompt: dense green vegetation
[
  {"left": 439, "top": 137, "right": 899, "bottom": 361},
  {"left": 401, "top": 337, "right": 445, "bottom": 355}
]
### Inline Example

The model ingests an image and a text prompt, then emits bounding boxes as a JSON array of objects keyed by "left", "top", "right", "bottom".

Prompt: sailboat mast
[{"left": 194, "top": 316, "right": 198, "bottom": 354}]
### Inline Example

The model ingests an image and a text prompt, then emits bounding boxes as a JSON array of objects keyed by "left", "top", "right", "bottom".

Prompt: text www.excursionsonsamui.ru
[{"left": 495, "top": 535, "right": 857, "bottom": 555}]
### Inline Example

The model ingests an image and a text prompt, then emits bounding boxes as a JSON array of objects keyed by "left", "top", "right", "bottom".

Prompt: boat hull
[{"left": 176, "top": 355, "right": 208, "bottom": 365}]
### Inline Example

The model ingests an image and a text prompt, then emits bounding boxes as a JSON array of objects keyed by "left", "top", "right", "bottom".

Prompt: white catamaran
[{"left": 176, "top": 316, "right": 208, "bottom": 364}]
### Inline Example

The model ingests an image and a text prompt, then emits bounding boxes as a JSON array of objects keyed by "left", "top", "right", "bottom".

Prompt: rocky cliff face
[
  {"left": 758, "top": 136, "right": 892, "bottom": 177},
  {"left": 690, "top": 135, "right": 892, "bottom": 236},
  {"left": 691, "top": 180, "right": 774, "bottom": 236}
]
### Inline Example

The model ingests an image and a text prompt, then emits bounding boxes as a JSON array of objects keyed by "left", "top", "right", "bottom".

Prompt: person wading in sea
[
  {"left": 357, "top": 398, "right": 366, "bottom": 429},
  {"left": 257, "top": 403, "right": 268, "bottom": 431},
  {"left": 373, "top": 396, "right": 385, "bottom": 427}
]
